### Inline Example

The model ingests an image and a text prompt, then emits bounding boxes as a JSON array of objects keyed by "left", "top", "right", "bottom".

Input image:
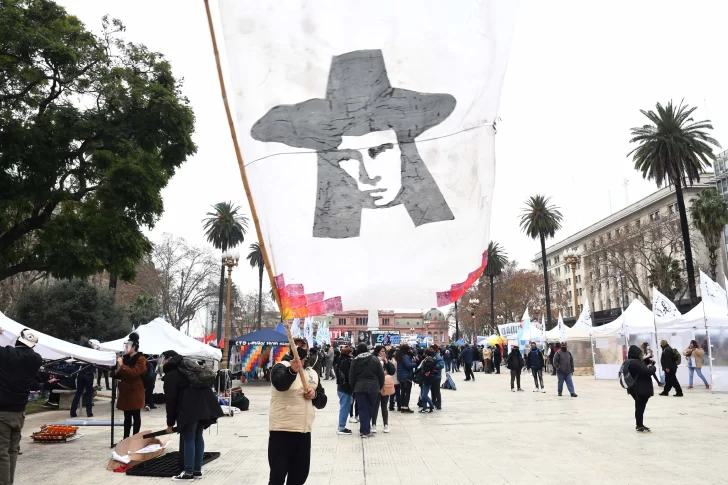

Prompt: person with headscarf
[
  {"left": 624, "top": 345, "right": 656, "bottom": 432},
  {"left": 115, "top": 332, "right": 147, "bottom": 438}
]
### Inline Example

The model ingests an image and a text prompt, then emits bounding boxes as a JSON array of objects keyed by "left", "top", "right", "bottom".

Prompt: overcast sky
[{"left": 59, "top": 0, "right": 728, "bottom": 302}]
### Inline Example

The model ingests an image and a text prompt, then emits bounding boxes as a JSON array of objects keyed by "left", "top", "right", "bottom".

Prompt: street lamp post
[
  {"left": 563, "top": 248, "right": 581, "bottom": 320},
  {"left": 220, "top": 250, "right": 240, "bottom": 370},
  {"left": 469, "top": 298, "right": 480, "bottom": 335},
  {"left": 454, "top": 300, "right": 459, "bottom": 342}
]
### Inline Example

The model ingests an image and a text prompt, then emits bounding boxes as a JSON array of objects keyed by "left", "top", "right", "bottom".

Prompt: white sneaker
[
  {"left": 511, "top": 388, "right": 515, "bottom": 392},
  {"left": 383, "top": 425, "right": 389, "bottom": 433},
  {"left": 371, "top": 425, "right": 377, "bottom": 433},
  {"left": 541, "top": 388, "right": 546, "bottom": 393},
  {"left": 349, "top": 416, "right": 359, "bottom": 423},
  {"left": 533, "top": 388, "right": 539, "bottom": 392}
]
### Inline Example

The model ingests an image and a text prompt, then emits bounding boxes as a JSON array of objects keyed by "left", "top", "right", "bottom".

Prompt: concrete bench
[{"left": 51, "top": 389, "right": 97, "bottom": 412}]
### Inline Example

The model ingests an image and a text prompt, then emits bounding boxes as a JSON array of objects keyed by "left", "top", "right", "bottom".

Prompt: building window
[
  {"left": 668, "top": 203, "right": 676, "bottom": 214},
  {"left": 338, "top": 318, "right": 346, "bottom": 326},
  {"left": 566, "top": 278, "right": 571, "bottom": 286},
  {"left": 578, "top": 304, "right": 583, "bottom": 313},
  {"left": 567, "top": 290, "right": 572, "bottom": 299},
  {"left": 607, "top": 232, "right": 611, "bottom": 240},
  {"left": 554, "top": 255, "right": 560, "bottom": 264},
  {"left": 635, "top": 218, "right": 641, "bottom": 228},
  {"left": 649, "top": 210, "right": 660, "bottom": 222},
  {"left": 577, "top": 275, "right": 582, "bottom": 283},
  {"left": 607, "top": 297, "right": 612, "bottom": 308},
  {"left": 578, "top": 288, "right": 583, "bottom": 296},
  {"left": 355, "top": 317, "right": 369, "bottom": 326},
  {"left": 382, "top": 318, "right": 390, "bottom": 326}
]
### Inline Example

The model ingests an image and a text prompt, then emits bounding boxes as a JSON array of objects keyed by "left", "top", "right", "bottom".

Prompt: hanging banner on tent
[
  {"left": 217, "top": 0, "right": 518, "bottom": 316},
  {"left": 557, "top": 312, "right": 568, "bottom": 342},
  {"left": 575, "top": 300, "right": 592, "bottom": 327},
  {"left": 497, "top": 323, "right": 520, "bottom": 340},
  {"left": 652, "top": 287, "right": 681, "bottom": 320}
]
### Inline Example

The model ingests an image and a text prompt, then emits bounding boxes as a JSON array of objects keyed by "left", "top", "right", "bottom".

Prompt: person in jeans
[
  {"left": 161, "top": 350, "right": 223, "bottom": 481},
  {"left": 506, "top": 345, "right": 525, "bottom": 391},
  {"left": 336, "top": 347, "right": 354, "bottom": 435},
  {"left": 553, "top": 343, "right": 577, "bottom": 397},
  {"left": 371, "top": 346, "right": 395, "bottom": 433},
  {"left": 0, "top": 328, "right": 42, "bottom": 485},
  {"left": 624, "top": 345, "right": 656, "bottom": 432},
  {"left": 526, "top": 342, "right": 545, "bottom": 393},
  {"left": 395, "top": 344, "right": 416, "bottom": 413},
  {"left": 684, "top": 340, "right": 709, "bottom": 390},
  {"left": 442, "top": 346, "right": 454, "bottom": 373},
  {"left": 430, "top": 345, "right": 445, "bottom": 410},
  {"left": 418, "top": 350, "right": 437, "bottom": 413},
  {"left": 387, "top": 348, "right": 400, "bottom": 411},
  {"left": 349, "top": 343, "right": 384, "bottom": 438},
  {"left": 659, "top": 340, "right": 683, "bottom": 397}
]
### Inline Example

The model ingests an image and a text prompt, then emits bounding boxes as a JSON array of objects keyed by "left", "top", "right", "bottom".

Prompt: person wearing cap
[
  {"left": 0, "top": 327, "right": 42, "bottom": 485},
  {"left": 553, "top": 342, "right": 577, "bottom": 397},
  {"left": 115, "top": 332, "right": 147, "bottom": 439}
]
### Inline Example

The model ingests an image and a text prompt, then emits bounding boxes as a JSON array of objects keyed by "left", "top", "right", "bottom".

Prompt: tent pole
[
  {"left": 110, "top": 367, "right": 117, "bottom": 448},
  {"left": 202, "top": 0, "right": 283, "bottom": 314}
]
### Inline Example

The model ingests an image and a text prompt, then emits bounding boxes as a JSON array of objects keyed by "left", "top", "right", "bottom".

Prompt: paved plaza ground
[{"left": 16, "top": 371, "right": 728, "bottom": 485}]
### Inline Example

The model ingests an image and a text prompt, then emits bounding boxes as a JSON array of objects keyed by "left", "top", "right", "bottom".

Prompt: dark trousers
[
  {"left": 268, "top": 431, "right": 311, "bottom": 485},
  {"left": 354, "top": 392, "right": 377, "bottom": 435},
  {"left": 631, "top": 395, "right": 650, "bottom": 427},
  {"left": 494, "top": 361, "right": 501, "bottom": 374},
  {"left": 71, "top": 373, "right": 94, "bottom": 417},
  {"left": 389, "top": 384, "right": 401, "bottom": 410},
  {"left": 400, "top": 380, "right": 413, "bottom": 408},
  {"left": 431, "top": 381, "right": 442, "bottom": 409},
  {"left": 663, "top": 370, "right": 683, "bottom": 395},
  {"left": 531, "top": 368, "right": 544, "bottom": 389},
  {"left": 123, "top": 409, "right": 141, "bottom": 439},
  {"left": 0, "top": 411, "right": 24, "bottom": 485},
  {"left": 371, "top": 395, "right": 388, "bottom": 426},
  {"left": 464, "top": 363, "right": 475, "bottom": 380},
  {"left": 510, "top": 369, "right": 521, "bottom": 389},
  {"left": 97, "top": 368, "right": 110, "bottom": 389}
]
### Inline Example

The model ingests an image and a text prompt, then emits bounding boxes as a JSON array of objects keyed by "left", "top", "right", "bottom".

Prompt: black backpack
[
  {"left": 177, "top": 358, "right": 216, "bottom": 388},
  {"left": 619, "top": 360, "right": 637, "bottom": 390},
  {"left": 444, "top": 349, "right": 452, "bottom": 359}
]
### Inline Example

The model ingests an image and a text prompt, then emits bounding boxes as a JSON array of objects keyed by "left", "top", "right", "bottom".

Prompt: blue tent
[
  {"left": 230, "top": 328, "right": 289, "bottom": 346},
  {"left": 274, "top": 322, "right": 286, "bottom": 335}
]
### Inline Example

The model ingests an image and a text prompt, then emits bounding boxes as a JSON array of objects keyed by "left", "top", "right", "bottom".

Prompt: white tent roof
[
  {"left": 0, "top": 311, "right": 117, "bottom": 366},
  {"left": 656, "top": 300, "right": 728, "bottom": 330},
  {"left": 100, "top": 318, "right": 222, "bottom": 361},
  {"left": 592, "top": 300, "right": 655, "bottom": 336},
  {"left": 566, "top": 319, "right": 592, "bottom": 340}
]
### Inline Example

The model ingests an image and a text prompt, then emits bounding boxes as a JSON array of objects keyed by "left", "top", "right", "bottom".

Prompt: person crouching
[{"left": 269, "top": 338, "right": 327, "bottom": 485}]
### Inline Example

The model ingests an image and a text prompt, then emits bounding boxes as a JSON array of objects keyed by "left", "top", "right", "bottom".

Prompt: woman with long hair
[
  {"left": 395, "top": 344, "right": 416, "bottom": 413},
  {"left": 370, "top": 345, "right": 395, "bottom": 433},
  {"left": 115, "top": 333, "right": 147, "bottom": 438},
  {"left": 640, "top": 342, "right": 662, "bottom": 387},
  {"left": 684, "top": 340, "right": 710, "bottom": 389}
]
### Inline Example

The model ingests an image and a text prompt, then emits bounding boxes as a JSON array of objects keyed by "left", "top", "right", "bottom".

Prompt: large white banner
[{"left": 218, "top": 1, "right": 517, "bottom": 317}]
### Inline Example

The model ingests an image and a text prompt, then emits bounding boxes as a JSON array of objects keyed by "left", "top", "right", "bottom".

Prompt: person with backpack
[
  {"left": 526, "top": 342, "right": 546, "bottom": 393},
  {"left": 443, "top": 346, "right": 454, "bottom": 373},
  {"left": 349, "top": 343, "right": 384, "bottom": 438},
  {"left": 396, "top": 345, "right": 416, "bottom": 413},
  {"left": 269, "top": 338, "right": 327, "bottom": 484},
  {"left": 115, "top": 333, "right": 147, "bottom": 439},
  {"left": 336, "top": 347, "right": 354, "bottom": 435},
  {"left": 371, "top": 345, "right": 396, "bottom": 433},
  {"left": 506, "top": 345, "right": 525, "bottom": 391},
  {"left": 430, "top": 345, "right": 445, "bottom": 410},
  {"left": 553, "top": 342, "right": 577, "bottom": 397},
  {"left": 684, "top": 340, "right": 710, "bottom": 390},
  {"left": 417, "top": 349, "right": 438, "bottom": 413},
  {"left": 161, "top": 350, "right": 224, "bottom": 481},
  {"left": 659, "top": 340, "right": 683, "bottom": 397},
  {"left": 622, "top": 345, "right": 656, "bottom": 432}
]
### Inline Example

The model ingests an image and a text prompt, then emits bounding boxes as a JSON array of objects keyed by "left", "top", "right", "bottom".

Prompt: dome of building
[{"left": 424, "top": 308, "right": 445, "bottom": 321}]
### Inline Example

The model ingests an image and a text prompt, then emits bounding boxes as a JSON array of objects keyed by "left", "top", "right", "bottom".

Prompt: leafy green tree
[
  {"left": 629, "top": 101, "right": 720, "bottom": 302},
  {"left": 520, "top": 195, "right": 563, "bottom": 328},
  {"left": 483, "top": 241, "right": 508, "bottom": 334},
  {"left": 202, "top": 202, "right": 248, "bottom": 338},
  {"left": 12, "top": 279, "right": 127, "bottom": 341},
  {"left": 690, "top": 188, "right": 728, "bottom": 281},
  {"left": 128, "top": 294, "right": 160, "bottom": 329},
  {"left": 0, "top": 1, "right": 196, "bottom": 286},
  {"left": 648, "top": 253, "right": 684, "bottom": 301},
  {"left": 247, "top": 243, "right": 264, "bottom": 331}
]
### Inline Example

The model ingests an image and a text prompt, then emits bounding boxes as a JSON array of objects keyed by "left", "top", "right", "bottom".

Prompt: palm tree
[
  {"left": 202, "top": 202, "right": 249, "bottom": 340},
  {"left": 247, "top": 243, "right": 264, "bottom": 330},
  {"left": 128, "top": 294, "right": 160, "bottom": 329},
  {"left": 629, "top": 100, "right": 720, "bottom": 303},
  {"left": 520, "top": 195, "right": 563, "bottom": 328},
  {"left": 690, "top": 188, "right": 728, "bottom": 281},
  {"left": 483, "top": 241, "right": 508, "bottom": 334}
]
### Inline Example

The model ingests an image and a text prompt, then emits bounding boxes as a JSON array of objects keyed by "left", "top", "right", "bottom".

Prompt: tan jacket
[
  {"left": 269, "top": 361, "right": 320, "bottom": 433},
  {"left": 683, "top": 347, "right": 705, "bottom": 368},
  {"left": 482, "top": 348, "right": 492, "bottom": 360}
]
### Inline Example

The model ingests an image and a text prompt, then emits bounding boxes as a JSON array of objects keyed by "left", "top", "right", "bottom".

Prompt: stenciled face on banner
[{"left": 251, "top": 50, "right": 456, "bottom": 239}]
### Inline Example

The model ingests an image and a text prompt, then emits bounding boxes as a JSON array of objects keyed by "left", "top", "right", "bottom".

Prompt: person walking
[
  {"left": 526, "top": 342, "right": 545, "bottom": 393},
  {"left": 161, "top": 351, "right": 224, "bottom": 481},
  {"left": 453, "top": 345, "right": 461, "bottom": 372},
  {"left": 624, "top": 345, "right": 656, "bottom": 432},
  {"left": 71, "top": 338, "right": 96, "bottom": 418},
  {"left": 396, "top": 345, "right": 416, "bottom": 413},
  {"left": 324, "top": 344, "right": 335, "bottom": 380},
  {"left": 507, "top": 345, "right": 525, "bottom": 392},
  {"left": 115, "top": 333, "right": 147, "bottom": 439},
  {"left": 143, "top": 356, "right": 158, "bottom": 411},
  {"left": 268, "top": 338, "right": 327, "bottom": 484},
  {"left": 349, "top": 343, "right": 384, "bottom": 438},
  {"left": 387, "top": 348, "right": 401, "bottom": 412},
  {"left": 492, "top": 344, "right": 502, "bottom": 374},
  {"left": 442, "top": 346, "right": 454, "bottom": 373},
  {"left": 553, "top": 343, "right": 577, "bottom": 397},
  {"left": 461, "top": 344, "right": 475, "bottom": 381},
  {"left": 0, "top": 328, "right": 42, "bottom": 485},
  {"left": 684, "top": 340, "right": 709, "bottom": 390},
  {"left": 418, "top": 350, "right": 437, "bottom": 413},
  {"left": 371, "top": 346, "right": 395, "bottom": 433},
  {"left": 430, "top": 345, "right": 445, "bottom": 410},
  {"left": 640, "top": 342, "right": 662, "bottom": 387},
  {"left": 483, "top": 345, "right": 492, "bottom": 374},
  {"left": 548, "top": 343, "right": 557, "bottom": 375},
  {"left": 659, "top": 340, "right": 683, "bottom": 397},
  {"left": 336, "top": 347, "right": 354, "bottom": 435}
]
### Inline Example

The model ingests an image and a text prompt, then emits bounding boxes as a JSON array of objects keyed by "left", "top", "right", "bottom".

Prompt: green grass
[{"left": 25, "top": 397, "right": 53, "bottom": 415}]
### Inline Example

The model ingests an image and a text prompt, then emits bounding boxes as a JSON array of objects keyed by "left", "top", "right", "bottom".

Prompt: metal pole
[
  {"left": 221, "top": 265, "right": 233, "bottom": 370},
  {"left": 110, "top": 368, "right": 116, "bottom": 448},
  {"left": 571, "top": 262, "right": 578, "bottom": 319},
  {"left": 455, "top": 301, "right": 459, "bottom": 341}
]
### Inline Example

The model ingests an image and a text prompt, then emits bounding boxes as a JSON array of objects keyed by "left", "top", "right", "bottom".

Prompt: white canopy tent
[
  {"left": 100, "top": 318, "right": 222, "bottom": 361},
  {"left": 0, "top": 311, "right": 116, "bottom": 366},
  {"left": 592, "top": 300, "right": 655, "bottom": 337}
]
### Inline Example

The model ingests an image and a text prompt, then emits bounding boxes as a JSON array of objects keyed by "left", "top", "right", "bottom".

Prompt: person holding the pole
[{"left": 269, "top": 337, "right": 327, "bottom": 485}]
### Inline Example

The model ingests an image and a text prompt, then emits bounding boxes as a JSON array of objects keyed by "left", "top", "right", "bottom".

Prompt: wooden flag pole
[
  {"left": 203, "top": 0, "right": 282, "bottom": 312},
  {"left": 283, "top": 320, "right": 310, "bottom": 393}
]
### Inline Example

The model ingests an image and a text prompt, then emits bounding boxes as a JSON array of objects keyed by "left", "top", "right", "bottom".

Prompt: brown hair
[
  {"left": 293, "top": 338, "right": 307, "bottom": 347},
  {"left": 340, "top": 347, "right": 353, "bottom": 355}
]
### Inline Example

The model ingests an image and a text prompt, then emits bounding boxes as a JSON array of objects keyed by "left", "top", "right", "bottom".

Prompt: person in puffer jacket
[
  {"left": 395, "top": 344, "right": 416, "bottom": 413},
  {"left": 349, "top": 343, "right": 384, "bottom": 437}
]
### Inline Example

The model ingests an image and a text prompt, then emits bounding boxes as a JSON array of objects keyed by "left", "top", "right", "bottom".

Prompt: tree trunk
[
  {"left": 108, "top": 273, "right": 118, "bottom": 302},
  {"left": 540, "top": 232, "right": 553, "bottom": 329},
  {"left": 257, "top": 265, "right": 263, "bottom": 330},
  {"left": 674, "top": 183, "right": 698, "bottom": 303},
  {"left": 216, "top": 262, "right": 225, "bottom": 342},
  {"left": 709, "top": 247, "right": 718, "bottom": 282},
  {"left": 489, "top": 274, "right": 495, "bottom": 334}
]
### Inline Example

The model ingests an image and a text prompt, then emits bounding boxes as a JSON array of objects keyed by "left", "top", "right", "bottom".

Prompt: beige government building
[{"left": 532, "top": 173, "right": 725, "bottom": 326}]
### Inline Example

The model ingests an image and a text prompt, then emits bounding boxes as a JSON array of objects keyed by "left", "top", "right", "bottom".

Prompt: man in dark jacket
[
  {"left": 161, "top": 350, "right": 224, "bottom": 481},
  {"left": 526, "top": 342, "right": 545, "bottom": 393},
  {"left": 336, "top": 347, "right": 354, "bottom": 435},
  {"left": 492, "top": 344, "right": 502, "bottom": 374},
  {"left": 507, "top": 345, "right": 525, "bottom": 391},
  {"left": 70, "top": 338, "right": 96, "bottom": 418},
  {"left": 461, "top": 344, "right": 475, "bottom": 382},
  {"left": 349, "top": 343, "right": 384, "bottom": 438},
  {"left": 625, "top": 345, "right": 656, "bottom": 432},
  {"left": 659, "top": 340, "right": 683, "bottom": 397},
  {"left": 553, "top": 343, "right": 577, "bottom": 397},
  {"left": 0, "top": 327, "right": 42, "bottom": 485}
]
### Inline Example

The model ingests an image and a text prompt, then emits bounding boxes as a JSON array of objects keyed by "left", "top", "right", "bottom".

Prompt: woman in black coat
[
  {"left": 625, "top": 345, "right": 656, "bottom": 433},
  {"left": 492, "top": 344, "right": 502, "bottom": 374}
]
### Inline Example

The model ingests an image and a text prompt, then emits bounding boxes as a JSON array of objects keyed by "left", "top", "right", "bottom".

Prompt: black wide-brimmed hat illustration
[{"left": 252, "top": 49, "right": 457, "bottom": 239}]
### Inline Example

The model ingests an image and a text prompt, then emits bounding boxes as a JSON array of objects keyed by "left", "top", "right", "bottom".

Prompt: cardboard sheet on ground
[{"left": 217, "top": 0, "right": 517, "bottom": 313}]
